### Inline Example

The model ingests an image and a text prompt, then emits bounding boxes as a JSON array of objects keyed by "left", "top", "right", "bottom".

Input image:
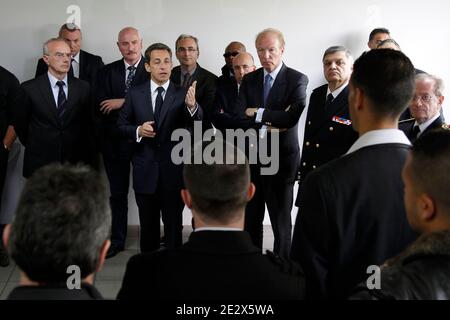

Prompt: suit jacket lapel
[
  {"left": 37, "top": 75, "right": 60, "bottom": 125},
  {"left": 78, "top": 50, "right": 86, "bottom": 79},
  {"left": 62, "top": 77, "right": 80, "bottom": 124},
  {"left": 141, "top": 82, "right": 154, "bottom": 122},
  {"left": 157, "top": 83, "right": 176, "bottom": 130}
]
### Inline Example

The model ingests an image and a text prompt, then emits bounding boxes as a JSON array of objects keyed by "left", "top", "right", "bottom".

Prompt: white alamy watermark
[
  {"left": 66, "top": 265, "right": 81, "bottom": 290},
  {"left": 171, "top": 122, "right": 280, "bottom": 175},
  {"left": 366, "top": 265, "right": 381, "bottom": 290},
  {"left": 66, "top": 5, "right": 81, "bottom": 28}
]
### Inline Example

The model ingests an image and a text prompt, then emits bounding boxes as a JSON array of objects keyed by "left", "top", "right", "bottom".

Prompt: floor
[{"left": 0, "top": 225, "right": 274, "bottom": 300}]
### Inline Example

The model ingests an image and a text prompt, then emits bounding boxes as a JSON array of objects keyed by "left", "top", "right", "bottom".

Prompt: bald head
[{"left": 232, "top": 52, "right": 256, "bottom": 84}]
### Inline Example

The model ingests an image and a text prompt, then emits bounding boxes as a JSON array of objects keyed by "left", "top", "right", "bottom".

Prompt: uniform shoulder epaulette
[{"left": 265, "top": 250, "right": 304, "bottom": 276}]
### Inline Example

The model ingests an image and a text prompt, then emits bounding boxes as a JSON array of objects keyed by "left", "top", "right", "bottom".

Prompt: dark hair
[
  {"left": 144, "top": 43, "right": 172, "bottom": 63},
  {"left": 351, "top": 49, "right": 415, "bottom": 118},
  {"left": 369, "top": 27, "right": 390, "bottom": 41},
  {"left": 376, "top": 38, "right": 401, "bottom": 50},
  {"left": 411, "top": 128, "right": 450, "bottom": 211},
  {"left": 322, "top": 45, "right": 353, "bottom": 62},
  {"left": 183, "top": 140, "right": 250, "bottom": 222},
  {"left": 8, "top": 164, "right": 111, "bottom": 283}
]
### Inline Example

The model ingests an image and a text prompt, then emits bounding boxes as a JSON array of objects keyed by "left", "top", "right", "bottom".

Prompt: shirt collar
[
  {"left": 263, "top": 62, "right": 283, "bottom": 81},
  {"left": 415, "top": 113, "right": 441, "bottom": 133},
  {"left": 47, "top": 72, "right": 68, "bottom": 88},
  {"left": 150, "top": 79, "right": 170, "bottom": 93},
  {"left": 346, "top": 129, "right": 411, "bottom": 155},
  {"left": 195, "top": 227, "right": 243, "bottom": 232},
  {"left": 72, "top": 51, "right": 80, "bottom": 63},
  {"left": 124, "top": 56, "right": 142, "bottom": 70},
  {"left": 327, "top": 82, "right": 348, "bottom": 99}
]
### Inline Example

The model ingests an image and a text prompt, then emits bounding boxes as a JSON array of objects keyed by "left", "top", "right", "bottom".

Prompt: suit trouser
[
  {"left": 135, "top": 185, "right": 184, "bottom": 253},
  {"left": 103, "top": 140, "right": 133, "bottom": 249},
  {"left": 245, "top": 170, "right": 294, "bottom": 258},
  {"left": 244, "top": 165, "right": 265, "bottom": 249}
]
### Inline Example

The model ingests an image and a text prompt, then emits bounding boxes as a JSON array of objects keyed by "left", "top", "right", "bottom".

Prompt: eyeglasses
[
  {"left": 177, "top": 47, "right": 197, "bottom": 53},
  {"left": 412, "top": 94, "right": 435, "bottom": 103},
  {"left": 223, "top": 51, "right": 239, "bottom": 58}
]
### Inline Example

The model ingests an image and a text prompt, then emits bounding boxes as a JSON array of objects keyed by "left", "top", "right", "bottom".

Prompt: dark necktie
[
  {"left": 325, "top": 93, "right": 334, "bottom": 107},
  {"left": 411, "top": 125, "right": 421, "bottom": 142},
  {"left": 68, "top": 59, "right": 74, "bottom": 78},
  {"left": 154, "top": 86, "right": 165, "bottom": 123},
  {"left": 263, "top": 74, "right": 272, "bottom": 107},
  {"left": 125, "top": 66, "right": 136, "bottom": 94},
  {"left": 56, "top": 80, "right": 67, "bottom": 119},
  {"left": 182, "top": 73, "right": 191, "bottom": 88}
]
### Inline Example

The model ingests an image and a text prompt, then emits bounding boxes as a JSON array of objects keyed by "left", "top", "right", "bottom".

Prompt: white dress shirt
[
  {"left": 327, "top": 82, "right": 348, "bottom": 99},
  {"left": 124, "top": 57, "right": 142, "bottom": 83},
  {"left": 415, "top": 113, "right": 441, "bottom": 137},
  {"left": 346, "top": 129, "right": 411, "bottom": 155}
]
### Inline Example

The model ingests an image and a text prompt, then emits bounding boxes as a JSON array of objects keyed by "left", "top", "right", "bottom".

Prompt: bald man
[
  {"left": 218, "top": 41, "right": 247, "bottom": 87},
  {"left": 212, "top": 52, "right": 256, "bottom": 131},
  {"left": 96, "top": 27, "right": 149, "bottom": 259}
]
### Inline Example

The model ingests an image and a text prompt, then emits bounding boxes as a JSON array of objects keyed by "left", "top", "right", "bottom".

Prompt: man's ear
[
  {"left": 355, "top": 86, "right": 365, "bottom": 111},
  {"left": 247, "top": 182, "right": 256, "bottom": 202},
  {"left": 181, "top": 189, "right": 192, "bottom": 209},
  {"left": 95, "top": 239, "right": 111, "bottom": 273},
  {"left": 144, "top": 62, "right": 151, "bottom": 73},
  {"left": 42, "top": 55, "right": 50, "bottom": 66},
  {"left": 2, "top": 224, "right": 11, "bottom": 250},
  {"left": 438, "top": 95, "right": 444, "bottom": 106},
  {"left": 418, "top": 193, "right": 436, "bottom": 222}
]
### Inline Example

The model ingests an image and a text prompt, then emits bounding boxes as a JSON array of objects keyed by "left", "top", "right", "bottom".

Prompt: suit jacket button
[
  {"left": 308, "top": 121, "right": 311, "bottom": 125},
  {"left": 316, "top": 144, "right": 320, "bottom": 148},
  {"left": 305, "top": 141, "right": 310, "bottom": 146},
  {"left": 302, "top": 162, "right": 306, "bottom": 167},
  {"left": 312, "top": 165, "right": 317, "bottom": 169},
  {"left": 329, "top": 127, "right": 334, "bottom": 131}
]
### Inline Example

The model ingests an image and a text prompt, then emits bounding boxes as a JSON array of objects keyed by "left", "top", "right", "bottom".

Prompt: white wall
[{"left": 1, "top": 0, "right": 449, "bottom": 225}]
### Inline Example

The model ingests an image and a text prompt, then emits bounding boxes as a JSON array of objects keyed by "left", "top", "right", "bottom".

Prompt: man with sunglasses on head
[
  {"left": 218, "top": 41, "right": 247, "bottom": 87},
  {"left": 171, "top": 34, "right": 218, "bottom": 130}
]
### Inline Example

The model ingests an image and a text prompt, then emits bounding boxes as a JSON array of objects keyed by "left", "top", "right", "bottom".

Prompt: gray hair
[
  {"left": 416, "top": 73, "right": 445, "bottom": 97},
  {"left": 322, "top": 46, "right": 353, "bottom": 62},
  {"left": 255, "top": 28, "right": 285, "bottom": 48},
  {"left": 175, "top": 34, "right": 199, "bottom": 50},
  {"left": 43, "top": 37, "right": 67, "bottom": 55}
]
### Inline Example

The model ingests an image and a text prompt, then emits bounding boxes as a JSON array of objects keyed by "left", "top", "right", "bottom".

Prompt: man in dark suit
[
  {"left": 171, "top": 34, "right": 217, "bottom": 130},
  {"left": 117, "top": 141, "right": 305, "bottom": 300},
  {"left": 96, "top": 27, "right": 148, "bottom": 258},
  {"left": 3, "top": 163, "right": 110, "bottom": 300},
  {"left": 14, "top": 38, "right": 93, "bottom": 178},
  {"left": 351, "top": 128, "right": 450, "bottom": 300},
  {"left": 212, "top": 52, "right": 256, "bottom": 132},
  {"left": 0, "top": 65, "right": 20, "bottom": 267},
  {"left": 399, "top": 73, "right": 446, "bottom": 142},
  {"left": 236, "top": 28, "right": 308, "bottom": 258},
  {"left": 35, "top": 23, "right": 104, "bottom": 85},
  {"left": 367, "top": 27, "right": 391, "bottom": 50},
  {"left": 118, "top": 43, "right": 202, "bottom": 253},
  {"left": 295, "top": 46, "right": 358, "bottom": 207},
  {"left": 291, "top": 49, "right": 418, "bottom": 299},
  {"left": 217, "top": 41, "right": 246, "bottom": 88}
]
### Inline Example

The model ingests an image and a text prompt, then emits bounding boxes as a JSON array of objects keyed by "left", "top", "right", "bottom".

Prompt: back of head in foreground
[{"left": 4, "top": 163, "right": 111, "bottom": 286}]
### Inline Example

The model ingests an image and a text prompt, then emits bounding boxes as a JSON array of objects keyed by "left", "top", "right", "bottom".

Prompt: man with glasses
[
  {"left": 218, "top": 41, "right": 246, "bottom": 87},
  {"left": 171, "top": 34, "right": 218, "bottom": 130},
  {"left": 400, "top": 74, "right": 446, "bottom": 142},
  {"left": 13, "top": 38, "right": 93, "bottom": 178}
]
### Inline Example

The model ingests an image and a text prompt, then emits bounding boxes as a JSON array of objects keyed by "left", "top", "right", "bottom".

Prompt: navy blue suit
[
  {"left": 235, "top": 63, "right": 308, "bottom": 258},
  {"left": 95, "top": 57, "right": 148, "bottom": 250},
  {"left": 118, "top": 80, "right": 202, "bottom": 252}
]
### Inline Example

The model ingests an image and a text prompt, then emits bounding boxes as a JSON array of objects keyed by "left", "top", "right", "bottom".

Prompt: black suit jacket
[
  {"left": 399, "top": 114, "right": 446, "bottom": 141},
  {"left": 217, "top": 64, "right": 235, "bottom": 87},
  {"left": 95, "top": 57, "right": 148, "bottom": 152},
  {"left": 117, "top": 230, "right": 305, "bottom": 300},
  {"left": 296, "top": 84, "right": 358, "bottom": 206},
  {"left": 118, "top": 81, "right": 202, "bottom": 194},
  {"left": 211, "top": 79, "right": 240, "bottom": 132},
  {"left": 236, "top": 64, "right": 308, "bottom": 182},
  {"left": 8, "top": 283, "right": 103, "bottom": 300},
  {"left": 0, "top": 66, "right": 20, "bottom": 139},
  {"left": 35, "top": 50, "right": 104, "bottom": 84},
  {"left": 14, "top": 74, "right": 93, "bottom": 178},
  {"left": 170, "top": 64, "right": 217, "bottom": 129},
  {"left": 291, "top": 143, "right": 417, "bottom": 299}
]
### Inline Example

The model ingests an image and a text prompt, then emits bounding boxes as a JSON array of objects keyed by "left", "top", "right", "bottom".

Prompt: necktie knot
[
  {"left": 326, "top": 93, "right": 334, "bottom": 106},
  {"left": 56, "top": 80, "right": 65, "bottom": 88},
  {"left": 157, "top": 86, "right": 165, "bottom": 95}
]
